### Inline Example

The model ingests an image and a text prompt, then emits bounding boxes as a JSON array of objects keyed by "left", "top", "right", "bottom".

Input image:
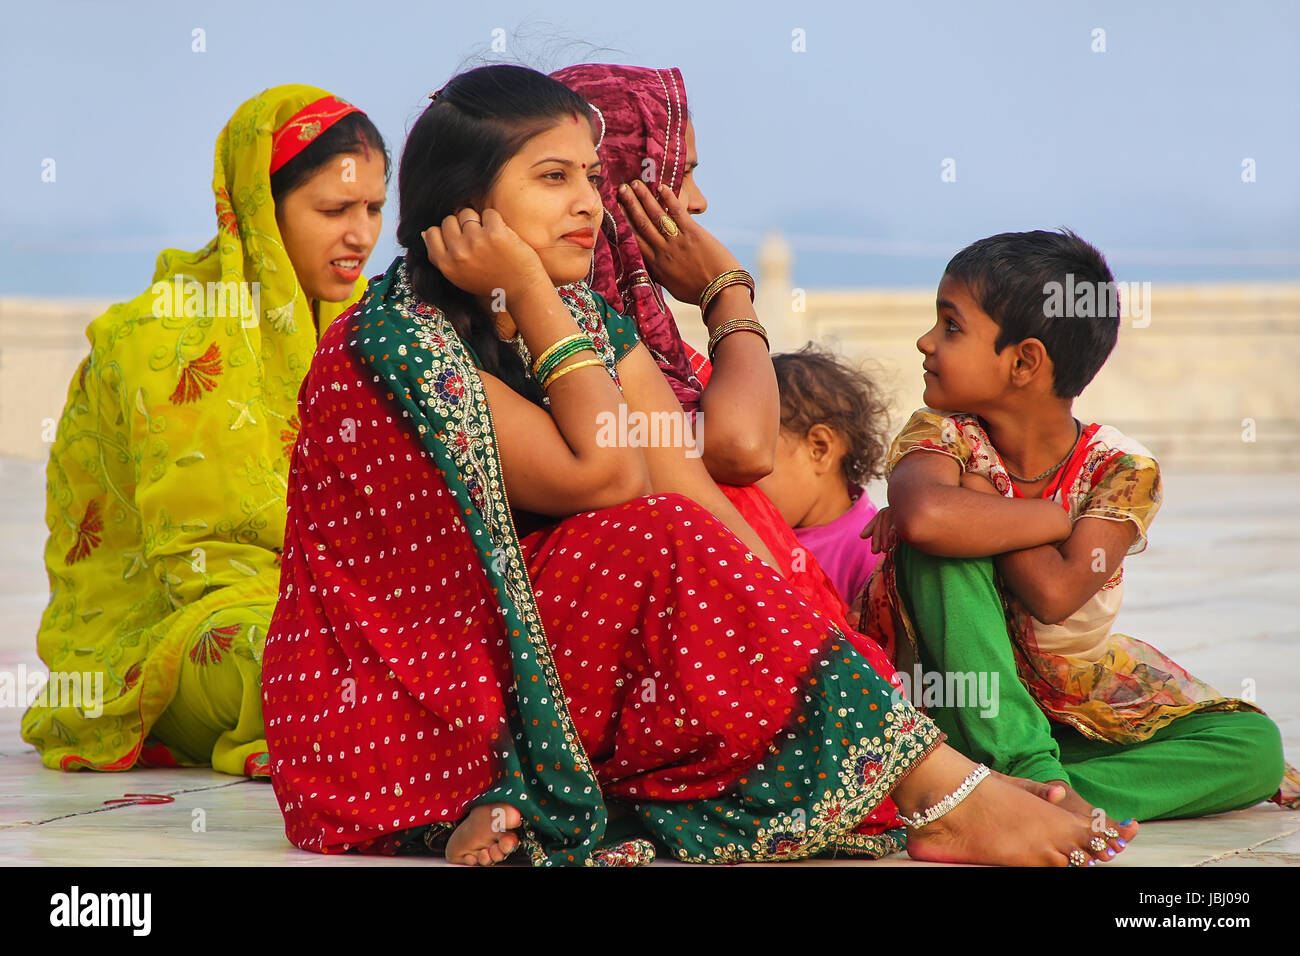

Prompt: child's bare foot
[
  {"left": 897, "top": 745, "right": 1134, "bottom": 866},
  {"left": 445, "top": 803, "right": 522, "bottom": 866}
]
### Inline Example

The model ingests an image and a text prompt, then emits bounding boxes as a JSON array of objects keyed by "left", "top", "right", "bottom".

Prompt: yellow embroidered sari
[{"left": 22, "top": 85, "right": 367, "bottom": 775}]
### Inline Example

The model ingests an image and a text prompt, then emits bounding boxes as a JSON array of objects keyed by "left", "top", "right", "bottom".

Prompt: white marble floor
[{"left": 2, "top": 456, "right": 1297, "bottom": 867}]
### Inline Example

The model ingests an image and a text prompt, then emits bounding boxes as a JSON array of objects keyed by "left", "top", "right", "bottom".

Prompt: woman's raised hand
[
  {"left": 422, "top": 208, "right": 549, "bottom": 300},
  {"left": 617, "top": 180, "right": 742, "bottom": 305}
]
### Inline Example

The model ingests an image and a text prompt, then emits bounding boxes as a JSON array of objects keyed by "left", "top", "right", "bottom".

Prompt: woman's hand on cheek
[
  {"left": 617, "top": 180, "right": 741, "bottom": 304},
  {"left": 422, "top": 208, "right": 550, "bottom": 300}
]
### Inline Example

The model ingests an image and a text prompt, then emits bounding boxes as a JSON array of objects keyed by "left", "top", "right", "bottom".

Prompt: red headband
[{"left": 270, "top": 95, "right": 363, "bottom": 175}]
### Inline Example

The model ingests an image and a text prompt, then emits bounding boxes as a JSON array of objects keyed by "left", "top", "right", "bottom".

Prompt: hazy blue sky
[{"left": 2, "top": 0, "right": 1297, "bottom": 296}]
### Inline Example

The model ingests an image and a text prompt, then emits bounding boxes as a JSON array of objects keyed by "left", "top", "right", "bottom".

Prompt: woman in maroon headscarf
[
  {"left": 552, "top": 65, "right": 883, "bottom": 645},
  {"left": 551, "top": 63, "right": 919, "bottom": 834}
]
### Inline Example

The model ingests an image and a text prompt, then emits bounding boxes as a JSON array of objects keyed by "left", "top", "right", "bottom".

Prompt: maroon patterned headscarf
[{"left": 551, "top": 63, "right": 704, "bottom": 412}]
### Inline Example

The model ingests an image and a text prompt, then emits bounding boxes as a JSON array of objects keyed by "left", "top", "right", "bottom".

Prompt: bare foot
[
  {"left": 992, "top": 770, "right": 1067, "bottom": 803},
  {"left": 445, "top": 803, "right": 523, "bottom": 866},
  {"left": 897, "top": 746, "right": 1134, "bottom": 866},
  {"left": 991, "top": 771, "right": 1138, "bottom": 857},
  {"left": 1042, "top": 780, "right": 1138, "bottom": 857}
]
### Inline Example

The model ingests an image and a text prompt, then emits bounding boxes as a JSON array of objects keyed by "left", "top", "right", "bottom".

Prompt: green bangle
[
  {"left": 534, "top": 337, "right": 597, "bottom": 383},
  {"left": 532, "top": 333, "right": 589, "bottom": 377}
]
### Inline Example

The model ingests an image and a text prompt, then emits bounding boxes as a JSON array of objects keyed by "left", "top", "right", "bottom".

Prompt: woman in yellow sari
[{"left": 22, "top": 85, "right": 388, "bottom": 777}]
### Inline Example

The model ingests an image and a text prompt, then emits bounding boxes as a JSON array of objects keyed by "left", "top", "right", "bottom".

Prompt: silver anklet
[{"left": 898, "top": 763, "right": 990, "bottom": 830}]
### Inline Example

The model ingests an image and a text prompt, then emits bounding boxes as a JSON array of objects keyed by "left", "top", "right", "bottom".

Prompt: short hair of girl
[
  {"left": 396, "top": 64, "right": 595, "bottom": 408},
  {"left": 772, "top": 344, "right": 892, "bottom": 486}
]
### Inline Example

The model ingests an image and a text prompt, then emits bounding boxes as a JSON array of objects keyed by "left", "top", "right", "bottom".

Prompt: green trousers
[{"left": 894, "top": 543, "right": 1285, "bottom": 822}]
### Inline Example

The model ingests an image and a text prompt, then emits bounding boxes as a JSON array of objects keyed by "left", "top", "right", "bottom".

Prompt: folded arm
[
  {"left": 886, "top": 450, "right": 1072, "bottom": 557},
  {"left": 994, "top": 517, "right": 1137, "bottom": 625},
  {"left": 482, "top": 362, "right": 653, "bottom": 518}
]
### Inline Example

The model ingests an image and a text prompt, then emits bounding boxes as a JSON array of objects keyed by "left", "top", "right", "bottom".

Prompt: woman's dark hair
[
  {"left": 397, "top": 64, "right": 594, "bottom": 407},
  {"left": 270, "top": 111, "right": 392, "bottom": 205},
  {"left": 772, "top": 344, "right": 892, "bottom": 486}
]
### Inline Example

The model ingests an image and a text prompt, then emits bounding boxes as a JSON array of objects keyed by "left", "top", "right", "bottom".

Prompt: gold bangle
[
  {"left": 699, "top": 268, "right": 753, "bottom": 304},
  {"left": 698, "top": 269, "right": 755, "bottom": 317},
  {"left": 542, "top": 357, "right": 607, "bottom": 390},
  {"left": 707, "top": 318, "right": 768, "bottom": 360},
  {"left": 699, "top": 270, "right": 751, "bottom": 306},
  {"left": 534, "top": 340, "right": 597, "bottom": 384},
  {"left": 532, "top": 333, "right": 591, "bottom": 378}
]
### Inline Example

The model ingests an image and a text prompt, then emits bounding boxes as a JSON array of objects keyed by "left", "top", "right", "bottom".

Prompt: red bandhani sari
[{"left": 261, "top": 258, "right": 942, "bottom": 865}]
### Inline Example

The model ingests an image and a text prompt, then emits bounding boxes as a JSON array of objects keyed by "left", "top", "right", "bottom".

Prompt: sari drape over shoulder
[
  {"left": 262, "top": 259, "right": 943, "bottom": 865},
  {"left": 23, "top": 86, "right": 368, "bottom": 775}
]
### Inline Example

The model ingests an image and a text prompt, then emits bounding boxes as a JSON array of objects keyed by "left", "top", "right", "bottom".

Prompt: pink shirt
[{"left": 793, "top": 485, "right": 881, "bottom": 605}]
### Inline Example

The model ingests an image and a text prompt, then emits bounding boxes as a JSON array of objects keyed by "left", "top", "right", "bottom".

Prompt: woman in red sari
[{"left": 262, "top": 64, "right": 1136, "bottom": 866}]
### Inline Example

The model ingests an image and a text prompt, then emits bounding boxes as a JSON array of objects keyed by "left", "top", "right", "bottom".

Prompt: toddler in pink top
[{"left": 757, "top": 345, "right": 893, "bottom": 626}]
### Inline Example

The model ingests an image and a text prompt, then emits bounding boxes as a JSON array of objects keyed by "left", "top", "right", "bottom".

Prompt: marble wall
[
  {"left": 4, "top": 241, "right": 1296, "bottom": 469},
  {"left": 674, "top": 234, "right": 1300, "bottom": 470}
]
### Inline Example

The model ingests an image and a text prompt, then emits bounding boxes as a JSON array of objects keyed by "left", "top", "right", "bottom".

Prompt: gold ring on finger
[
  {"left": 1088, "top": 837, "right": 1108, "bottom": 854},
  {"left": 657, "top": 215, "right": 680, "bottom": 239},
  {"left": 1068, "top": 849, "right": 1088, "bottom": 867},
  {"left": 1103, "top": 827, "right": 1119, "bottom": 840}
]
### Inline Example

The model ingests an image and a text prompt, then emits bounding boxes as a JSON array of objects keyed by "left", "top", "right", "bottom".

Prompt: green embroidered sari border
[{"left": 350, "top": 258, "right": 608, "bottom": 866}]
